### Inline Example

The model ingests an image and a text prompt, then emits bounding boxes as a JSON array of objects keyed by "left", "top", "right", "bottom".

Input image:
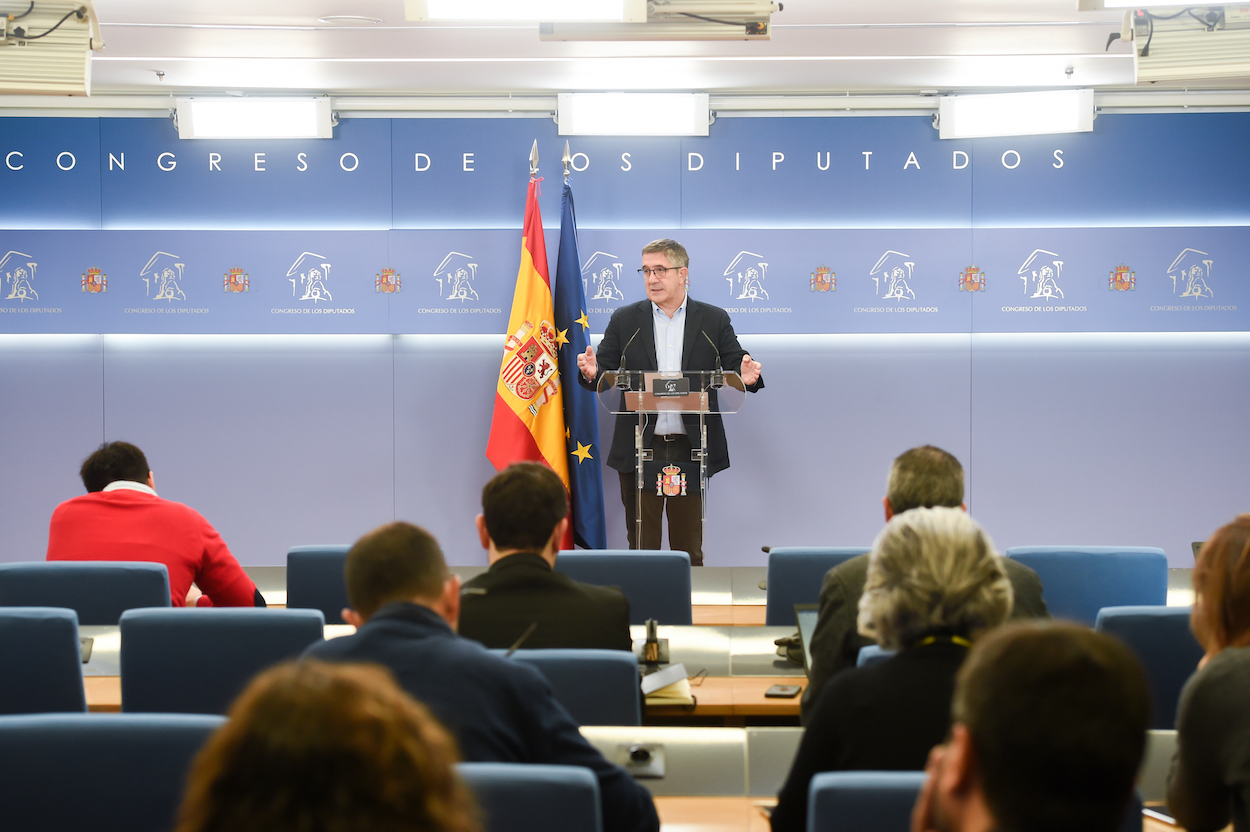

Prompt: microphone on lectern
[
  {"left": 702, "top": 330, "right": 725, "bottom": 389},
  {"left": 617, "top": 328, "right": 641, "bottom": 389}
]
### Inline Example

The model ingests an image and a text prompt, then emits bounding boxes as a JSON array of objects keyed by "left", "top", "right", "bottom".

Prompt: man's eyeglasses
[{"left": 638, "top": 266, "right": 678, "bottom": 278}]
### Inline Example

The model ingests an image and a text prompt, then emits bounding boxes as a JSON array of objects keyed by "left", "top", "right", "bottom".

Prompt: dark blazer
[
  {"left": 771, "top": 640, "right": 969, "bottom": 832},
  {"left": 578, "top": 297, "right": 763, "bottom": 476},
  {"left": 800, "top": 553, "right": 1048, "bottom": 721},
  {"left": 458, "top": 552, "right": 633, "bottom": 651},
  {"left": 304, "top": 602, "right": 658, "bottom": 832}
]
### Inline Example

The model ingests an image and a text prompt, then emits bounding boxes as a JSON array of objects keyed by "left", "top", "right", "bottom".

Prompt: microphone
[
  {"left": 702, "top": 330, "right": 724, "bottom": 389},
  {"left": 617, "top": 327, "right": 641, "bottom": 389},
  {"left": 505, "top": 622, "right": 538, "bottom": 657}
]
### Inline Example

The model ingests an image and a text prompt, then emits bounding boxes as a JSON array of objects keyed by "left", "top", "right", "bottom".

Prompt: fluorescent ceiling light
[
  {"left": 175, "top": 98, "right": 334, "bottom": 140},
  {"left": 557, "top": 93, "right": 710, "bottom": 136},
  {"left": 937, "top": 90, "right": 1094, "bottom": 140},
  {"left": 407, "top": 0, "right": 643, "bottom": 22}
]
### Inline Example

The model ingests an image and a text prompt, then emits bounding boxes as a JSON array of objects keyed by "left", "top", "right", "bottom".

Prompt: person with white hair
[{"left": 769, "top": 506, "right": 1013, "bottom": 832}]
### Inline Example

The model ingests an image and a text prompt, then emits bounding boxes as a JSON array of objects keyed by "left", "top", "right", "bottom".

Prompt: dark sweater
[
  {"left": 1169, "top": 645, "right": 1250, "bottom": 832},
  {"left": 771, "top": 639, "right": 969, "bottom": 832}
]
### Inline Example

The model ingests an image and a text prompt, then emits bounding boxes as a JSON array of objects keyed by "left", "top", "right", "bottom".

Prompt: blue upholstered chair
[
  {"left": 555, "top": 550, "right": 692, "bottom": 625},
  {"left": 506, "top": 648, "right": 641, "bottom": 726},
  {"left": 1095, "top": 606, "right": 1204, "bottom": 729},
  {"left": 120, "top": 607, "right": 325, "bottom": 714},
  {"left": 807, "top": 771, "right": 925, "bottom": 832},
  {"left": 856, "top": 644, "right": 896, "bottom": 669},
  {"left": 765, "top": 547, "right": 870, "bottom": 626},
  {"left": 0, "top": 607, "right": 87, "bottom": 714},
  {"left": 1004, "top": 546, "right": 1168, "bottom": 625},
  {"left": 458, "top": 762, "right": 602, "bottom": 832},
  {"left": 0, "top": 712, "right": 224, "bottom": 832},
  {"left": 0, "top": 561, "right": 170, "bottom": 625},
  {"left": 286, "top": 544, "right": 351, "bottom": 624}
]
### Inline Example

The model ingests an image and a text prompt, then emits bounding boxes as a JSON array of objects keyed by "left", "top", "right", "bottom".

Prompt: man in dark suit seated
[
  {"left": 801, "top": 445, "right": 1049, "bottom": 722},
  {"left": 303, "top": 521, "right": 659, "bottom": 832},
  {"left": 458, "top": 462, "right": 632, "bottom": 651},
  {"left": 910, "top": 622, "right": 1150, "bottom": 832}
]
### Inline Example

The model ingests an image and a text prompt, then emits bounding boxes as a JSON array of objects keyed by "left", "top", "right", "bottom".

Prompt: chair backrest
[
  {"left": 1095, "top": 606, "right": 1204, "bottom": 729},
  {"left": 0, "top": 607, "right": 87, "bottom": 714},
  {"left": 506, "top": 648, "right": 641, "bottom": 726},
  {"left": 120, "top": 607, "right": 325, "bottom": 714},
  {"left": 765, "top": 548, "right": 869, "bottom": 626},
  {"left": 808, "top": 771, "right": 925, "bottom": 832},
  {"left": 856, "top": 644, "right": 896, "bottom": 669},
  {"left": 555, "top": 550, "right": 692, "bottom": 625},
  {"left": 1004, "top": 547, "right": 1168, "bottom": 625},
  {"left": 0, "top": 561, "right": 170, "bottom": 625},
  {"left": 0, "top": 712, "right": 224, "bottom": 832},
  {"left": 458, "top": 762, "right": 602, "bottom": 832},
  {"left": 286, "top": 545, "right": 351, "bottom": 624}
]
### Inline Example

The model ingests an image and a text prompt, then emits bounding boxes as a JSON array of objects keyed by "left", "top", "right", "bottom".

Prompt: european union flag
[{"left": 553, "top": 180, "right": 607, "bottom": 549}]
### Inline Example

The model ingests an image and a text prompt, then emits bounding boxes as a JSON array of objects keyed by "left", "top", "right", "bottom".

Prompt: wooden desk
[
  {"left": 654, "top": 796, "right": 774, "bottom": 832},
  {"left": 85, "top": 676, "right": 121, "bottom": 712},
  {"left": 692, "top": 605, "right": 767, "bottom": 626},
  {"left": 646, "top": 676, "right": 801, "bottom": 726}
]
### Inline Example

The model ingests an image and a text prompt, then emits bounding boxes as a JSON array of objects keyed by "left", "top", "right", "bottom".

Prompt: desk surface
[{"left": 654, "top": 797, "right": 774, "bottom": 832}]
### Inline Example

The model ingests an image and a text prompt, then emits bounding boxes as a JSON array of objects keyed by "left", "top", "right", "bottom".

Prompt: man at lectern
[{"left": 577, "top": 238, "right": 763, "bottom": 566}]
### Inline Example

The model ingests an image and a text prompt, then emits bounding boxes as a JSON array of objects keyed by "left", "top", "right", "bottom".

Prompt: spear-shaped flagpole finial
[
  {"left": 562, "top": 140, "right": 572, "bottom": 180},
  {"left": 529, "top": 139, "right": 539, "bottom": 176}
]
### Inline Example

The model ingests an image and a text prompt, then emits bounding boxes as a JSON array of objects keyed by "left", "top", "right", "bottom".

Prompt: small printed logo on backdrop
[
  {"left": 870, "top": 250, "right": 917, "bottom": 302},
  {"left": 432, "top": 251, "right": 479, "bottom": 304},
  {"left": 141, "top": 251, "right": 187, "bottom": 302},
  {"left": 1017, "top": 250, "right": 1065, "bottom": 303},
  {"left": 810, "top": 265, "right": 835, "bottom": 293},
  {"left": 1, "top": 251, "right": 39, "bottom": 302},
  {"left": 81, "top": 267, "right": 107, "bottom": 293},
  {"left": 959, "top": 265, "right": 986, "bottom": 293},
  {"left": 1109, "top": 264, "right": 1135, "bottom": 292},
  {"left": 223, "top": 268, "right": 249, "bottom": 293},
  {"left": 724, "top": 251, "right": 770, "bottom": 302},
  {"left": 1167, "top": 248, "right": 1214, "bottom": 299},
  {"left": 375, "top": 268, "right": 401, "bottom": 294},
  {"left": 582, "top": 251, "right": 626, "bottom": 304},
  {"left": 287, "top": 252, "right": 333, "bottom": 304}
]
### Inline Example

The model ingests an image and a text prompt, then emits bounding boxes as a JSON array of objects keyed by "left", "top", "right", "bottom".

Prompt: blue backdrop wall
[{"left": 2, "top": 113, "right": 1247, "bottom": 567}]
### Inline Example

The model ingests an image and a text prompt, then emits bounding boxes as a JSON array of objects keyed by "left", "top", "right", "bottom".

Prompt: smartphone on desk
[{"left": 764, "top": 684, "right": 801, "bottom": 698}]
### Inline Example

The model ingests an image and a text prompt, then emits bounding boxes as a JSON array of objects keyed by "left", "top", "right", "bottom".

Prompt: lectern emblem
[{"left": 657, "top": 464, "right": 687, "bottom": 497}]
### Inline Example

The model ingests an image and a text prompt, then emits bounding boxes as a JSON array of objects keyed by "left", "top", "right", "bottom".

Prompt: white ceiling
[{"left": 81, "top": 0, "right": 1169, "bottom": 98}]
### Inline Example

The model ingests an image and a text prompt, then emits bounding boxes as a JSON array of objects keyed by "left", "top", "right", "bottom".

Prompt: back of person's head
[
  {"left": 481, "top": 462, "right": 569, "bottom": 552},
  {"left": 80, "top": 441, "right": 149, "bottom": 493},
  {"left": 344, "top": 522, "right": 448, "bottom": 619},
  {"left": 1192, "top": 514, "right": 1250, "bottom": 651},
  {"left": 641, "top": 238, "right": 689, "bottom": 270},
  {"left": 953, "top": 622, "right": 1151, "bottom": 832},
  {"left": 174, "top": 660, "right": 479, "bottom": 832},
  {"left": 885, "top": 445, "right": 963, "bottom": 514},
  {"left": 858, "top": 506, "right": 1012, "bottom": 649}
]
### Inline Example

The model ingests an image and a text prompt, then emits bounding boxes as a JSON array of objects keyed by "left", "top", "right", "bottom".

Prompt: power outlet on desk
[{"left": 615, "top": 743, "right": 666, "bottom": 779}]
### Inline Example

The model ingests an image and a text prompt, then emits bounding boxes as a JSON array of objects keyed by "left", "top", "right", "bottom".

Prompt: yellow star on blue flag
[{"left": 571, "top": 441, "right": 594, "bottom": 464}]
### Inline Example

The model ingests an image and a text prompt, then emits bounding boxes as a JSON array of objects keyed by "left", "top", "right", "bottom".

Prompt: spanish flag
[{"left": 486, "top": 169, "right": 572, "bottom": 535}]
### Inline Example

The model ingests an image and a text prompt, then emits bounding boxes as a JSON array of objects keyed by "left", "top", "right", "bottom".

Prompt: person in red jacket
[{"left": 46, "top": 441, "right": 262, "bottom": 608}]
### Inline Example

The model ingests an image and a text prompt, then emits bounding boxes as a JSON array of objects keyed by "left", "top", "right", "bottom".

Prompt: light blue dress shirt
[{"left": 652, "top": 295, "right": 687, "bottom": 436}]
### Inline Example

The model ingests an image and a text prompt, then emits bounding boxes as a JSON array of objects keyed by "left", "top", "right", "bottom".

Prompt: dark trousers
[{"left": 617, "top": 434, "right": 704, "bottom": 566}]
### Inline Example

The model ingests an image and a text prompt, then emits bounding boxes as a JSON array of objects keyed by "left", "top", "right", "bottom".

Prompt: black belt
[{"left": 655, "top": 434, "right": 688, "bottom": 443}]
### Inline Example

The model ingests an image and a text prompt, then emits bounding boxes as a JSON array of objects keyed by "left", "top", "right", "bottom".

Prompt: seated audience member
[
  {"left": 1168, "top": 514, "right": 1250, "bottom": 832},
  {"left": 912, "top": 621, "right": 1150, "bottom": 832},
  {"left": 770, "top": 507, "right": 1012, "bottom": 832},
  {"left": 174, "top": 660, "right": 479, "bottom": 832},
  {"left": 46, "top": 441, "right": 261, "bottom": 607},
  {"left": 458, "top": 462, "right": 631, "bottom": 651},
  {"left": 303, "top": 522, "right": 659, "bottom": 832},
  {"left": 802, "top": 445, "right": 1047, "bottom": 719}
]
